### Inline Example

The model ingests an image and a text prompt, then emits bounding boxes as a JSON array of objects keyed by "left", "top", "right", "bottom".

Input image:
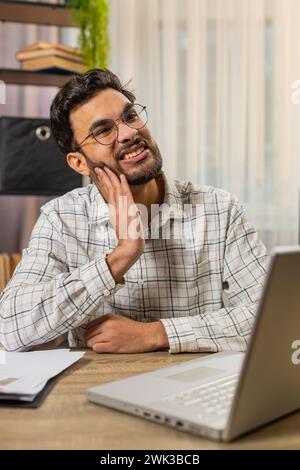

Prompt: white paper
[{"left": 0, "top": 349, "right": 84, "bottom": 398}]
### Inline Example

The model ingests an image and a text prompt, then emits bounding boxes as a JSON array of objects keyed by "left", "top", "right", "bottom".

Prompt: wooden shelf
[
  {"left": 0, "top": 68, "right": 75, "bottom": 87},
  {"left": 0, "top": 1, "right": 77, "bottom": 27}
]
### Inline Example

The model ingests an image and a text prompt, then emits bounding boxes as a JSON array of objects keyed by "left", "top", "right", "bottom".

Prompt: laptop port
[{"left": 176, "top": 421, "right": 184, "bottom": 427}]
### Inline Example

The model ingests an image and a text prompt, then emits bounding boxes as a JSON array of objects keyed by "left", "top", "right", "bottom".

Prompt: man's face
[{"left": 69, "top": 88, "right": 162, "bottom": 185}]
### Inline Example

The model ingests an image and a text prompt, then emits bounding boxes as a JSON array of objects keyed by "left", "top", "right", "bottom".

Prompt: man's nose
[{"left": 117, "top": 121, "right": 138, "bottom": 143}]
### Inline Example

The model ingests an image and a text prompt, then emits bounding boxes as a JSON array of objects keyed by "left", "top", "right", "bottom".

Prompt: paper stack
[
  {"left": 0, "top": 349, "right": 84, "bottom": 402},
  {"left": 16, "top": 41, "right": 87, "bottom": 74}
]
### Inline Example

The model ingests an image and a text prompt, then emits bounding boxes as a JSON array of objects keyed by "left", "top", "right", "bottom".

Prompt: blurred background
[{"left": 1, "top": 0, "right": 300, "bottom": 254}]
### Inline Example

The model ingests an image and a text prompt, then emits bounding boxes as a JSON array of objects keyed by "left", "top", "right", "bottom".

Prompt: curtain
[
  {"left": 109, "top": 0, "right": 300, "bottom": 249},
  {"left": 2, "top": 0, "right": 299, "bottom": 251}
]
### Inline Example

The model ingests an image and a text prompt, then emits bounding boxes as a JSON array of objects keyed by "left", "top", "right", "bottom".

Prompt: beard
[
  {"left": 84, "top": 136, "right": 163, "bottom": 186},
  {"left": 121, "top": 139, "right": 163, "bottom": 186}
]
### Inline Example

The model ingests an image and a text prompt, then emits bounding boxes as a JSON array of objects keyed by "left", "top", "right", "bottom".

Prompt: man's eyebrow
[{"left": 88, "top": 102, "right": 134, "bottom": 133}]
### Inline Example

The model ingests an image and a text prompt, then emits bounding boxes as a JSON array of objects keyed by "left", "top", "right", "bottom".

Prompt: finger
[
  {"left": 120, "top": 175, "right": 135, "bottom": 224},
  {"left": 94, "top": 167, "right": 109, "bottom": 190},
  {"left": 103, "top": 167, "right": 123, "bottom": 197},
  {"left": 120, "top": 173, "right": 133, "bottom": 199},
  {"left": 86, "top": 333, "right": 104, "bottom": 348},
  {"left": 94, "top": 168, "right": 114, "bottom": 203},
  {"left": 102, "top": 170, "right": 121, "bottom": 209},
  {"left": 85, "top": 326, "right": 103, "bottom": 342},
  {"left": 103, "top": 166, "right": 121, "bottom": 184},
  {"left": 95, "top": 167, "right": 110, "bottom": 188},
  {"left": 92, "top": 342, "right": 113, "bottom": 353}
]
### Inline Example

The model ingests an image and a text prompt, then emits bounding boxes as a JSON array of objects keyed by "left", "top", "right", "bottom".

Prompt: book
[
  {"left": 16, "top": 41, "right": 83, "bottom": 63},
  {"left": 16, "top": 48, "right": 84, "bottom": 64},
  {"left": 22, "top": 55, "right": 87, "bottom": 74},
  {"left": 19, "top": 41, "right": 82, "bottom": 56}
]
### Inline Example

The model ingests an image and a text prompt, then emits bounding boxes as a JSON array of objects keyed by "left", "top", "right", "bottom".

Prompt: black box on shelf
[{"left": 0, "top": 116, "right": 82, "bottom": 195}]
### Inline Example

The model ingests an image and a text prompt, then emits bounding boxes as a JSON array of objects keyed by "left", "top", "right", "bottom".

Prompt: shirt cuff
[
  {"left": 80, "top": 255, "right": 125, "bottom": 300},
  {"left": 160, "top": 317, "right": 199, "bottom": 354}
]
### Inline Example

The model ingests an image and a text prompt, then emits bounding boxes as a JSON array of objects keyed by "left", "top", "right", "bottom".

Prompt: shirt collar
[
  {"left": 88, "top": 170, "right": 185, "bottom": 226},
  {"left": 156, "top": 170, "right": 185, "bottom": 223}
]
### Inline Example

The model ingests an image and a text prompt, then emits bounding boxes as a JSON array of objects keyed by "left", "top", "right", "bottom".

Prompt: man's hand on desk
[{"left": 85, "top": 314, "right": 169, "bottom": 353}]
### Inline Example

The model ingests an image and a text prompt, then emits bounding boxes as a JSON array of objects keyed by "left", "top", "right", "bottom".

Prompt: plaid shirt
[{"left": 0, "top": 171, "right": 268, "bottom": 353}]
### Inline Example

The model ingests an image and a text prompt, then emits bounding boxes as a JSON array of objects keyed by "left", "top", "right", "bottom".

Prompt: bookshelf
[
  {"left": 0, "top": 68, "right": 73, "bottom": 87},
  {"left": 0, "top": 2, "right": 83, "bottom": 207},
  {"left": 0, "top": 1, "right": 76, "bottom": 27},
  {"left": 0, "top": 1, "right": 78, "bottom": 86}
]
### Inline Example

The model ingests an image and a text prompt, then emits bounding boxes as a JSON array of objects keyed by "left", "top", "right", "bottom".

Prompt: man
[{"left": 0, "top": 69, "right": 268, "bottom": 353}]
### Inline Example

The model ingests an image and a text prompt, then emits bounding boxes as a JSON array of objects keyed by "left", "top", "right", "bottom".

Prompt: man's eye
[
  {"left": 126, "top": 112, "right": 138, "bottom": 122},
  {"left": 94, "top": 127, "right": 111, "bottom": 136}
]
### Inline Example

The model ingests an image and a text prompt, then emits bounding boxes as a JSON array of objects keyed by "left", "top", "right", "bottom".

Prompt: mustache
[{"left": 86, "top": 136, "right": 153, "bottom": 183}]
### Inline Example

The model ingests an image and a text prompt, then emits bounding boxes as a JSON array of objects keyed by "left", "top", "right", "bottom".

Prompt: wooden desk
[{"left": 0, "top": 350, "right": 300, "bottom": 450}]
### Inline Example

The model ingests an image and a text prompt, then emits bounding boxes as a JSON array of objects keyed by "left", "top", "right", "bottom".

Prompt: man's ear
[{"left": 67, "top": 152, "right": 90, "bottom": 176}]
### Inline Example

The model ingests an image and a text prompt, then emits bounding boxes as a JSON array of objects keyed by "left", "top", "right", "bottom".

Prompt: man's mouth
[
  {"left": 121, "top": 145, "right": 145, "bottom": 160},
  {"left": 120, "top": 147, "right": 149, "bottom": 164},
  {"left": 119, "top": 141, "right": 149, "bottom": 164}
]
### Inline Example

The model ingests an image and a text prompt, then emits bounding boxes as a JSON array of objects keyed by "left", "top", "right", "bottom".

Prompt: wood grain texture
[
  {"left": 0, "top": 69, "right": 74, "bottom": 87},
  {"left": 1, "top": 349, "right": 300, "bottom": 449},
  {"left": 0, "top": 2, "right": 77, "bottom": 27}
]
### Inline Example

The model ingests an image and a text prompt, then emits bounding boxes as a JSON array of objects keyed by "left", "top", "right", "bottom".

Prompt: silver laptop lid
[{"left": 225, "top": 246, "right": 300, "bottom": 440}]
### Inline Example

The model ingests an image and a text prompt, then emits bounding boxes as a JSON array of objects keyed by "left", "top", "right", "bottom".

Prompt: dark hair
[{"left": 50, "top": 69, "right": 136, "bottom": 155}]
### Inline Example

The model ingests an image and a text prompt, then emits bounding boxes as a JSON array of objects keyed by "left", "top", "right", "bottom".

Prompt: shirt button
[
  {"left": 103, "top": 289, "right": 110, "bottom": 296},
  {"left": 137, "top": 279, "right": 144, "bottom": 286}
]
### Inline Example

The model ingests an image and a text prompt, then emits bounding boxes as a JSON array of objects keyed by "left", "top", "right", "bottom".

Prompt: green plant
[{"left": 70, "top": 0, "right": 110, "bottom": 69}]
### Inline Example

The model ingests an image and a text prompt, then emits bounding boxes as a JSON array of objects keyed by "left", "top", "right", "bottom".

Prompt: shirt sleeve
[
  {"left": 160, "top": 200, "right": 269, "bottom": 354},
  {"left": 0, "top": 210, "right": 124, "bottom": 351}
]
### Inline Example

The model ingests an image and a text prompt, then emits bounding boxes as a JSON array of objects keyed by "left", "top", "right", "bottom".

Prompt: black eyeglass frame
[{"left": 73, "top": 103, "right": 148, "bottom": 152}]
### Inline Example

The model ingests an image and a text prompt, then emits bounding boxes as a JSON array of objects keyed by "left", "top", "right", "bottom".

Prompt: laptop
[{"left": 86, "top": 246, "right": 300, "bottom": 441}]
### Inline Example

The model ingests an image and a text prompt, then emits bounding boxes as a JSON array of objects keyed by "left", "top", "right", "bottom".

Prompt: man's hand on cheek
[
  {"left": 85, "top": 314, "right": 169, "bottom": 353},
  {"left": 89, "top": 164, "right": 111, "bottom": 202}
]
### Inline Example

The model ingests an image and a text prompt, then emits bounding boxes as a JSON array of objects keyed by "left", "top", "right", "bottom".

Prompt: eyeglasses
[{"left": 73, "top": 103, "right": 148, "bottom": 152}]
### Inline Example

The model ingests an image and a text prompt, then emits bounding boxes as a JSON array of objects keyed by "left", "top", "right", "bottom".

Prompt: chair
[{"left": 0, "top": 253, "right": 21, "bottom": 293}]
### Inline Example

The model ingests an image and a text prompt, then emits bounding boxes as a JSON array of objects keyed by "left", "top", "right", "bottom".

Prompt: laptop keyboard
[{"left": 163, "top": 374, "right": 239, "bottom": 420}]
